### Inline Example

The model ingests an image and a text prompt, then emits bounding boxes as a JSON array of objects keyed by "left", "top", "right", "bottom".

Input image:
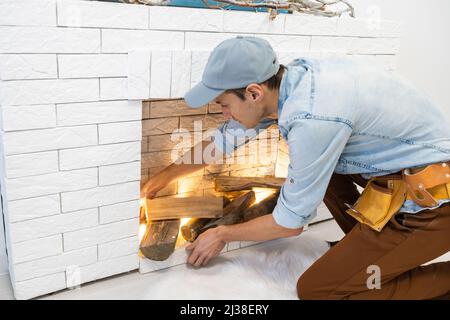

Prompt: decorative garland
[{"left": 120, "top": 0, "right": 355, "bottom": 19}]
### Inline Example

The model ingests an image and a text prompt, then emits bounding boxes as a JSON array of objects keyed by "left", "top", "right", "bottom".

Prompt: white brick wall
[
  {"left": 11, "top": 234, "right": 63, "bottom": 265},
  {"left": 7, "top": 195, "right": 60, "bottom": 223},
  {"left": 74, "top": 254, "right": 138, "bottom": 285},
  {"left": 128, "top": 51, "right": 150, "bottom": 99},
  {"left": 100, "top": 77, "right": 128, "bottom": 100},
  {"left": 98, "top": 121, "right": 141, "bottom": 144},
  {"left": 0, "top": 26, "right": 100, "bottom": 54},
  {"left": 98, "top": 236, "right": 139, "bottom": 261},
  {"left": 3, "top": 125, "right": 98, "bottom": 155},
  {"left": 56, "top": 100, "right": 141, "bottom": 126},
  {"left": 9, "top": 208, "right": 98, "bottom": 243},
  {"left": 150, "top": 51, "right": 172, "bottom": 98},
  {"left": 58, "top": 54, "right": 128, "bottom": 79},
  {"left": 5, "top": 168, "right": 98, "bottom": 200},
  {"left": 63, "top": 218, "right": 137, "bottom": 251},
  {"left": 149, "top": 6, "right": 222, "bottom": 32},
  {"left": 57, "top": 0, "right": 148, "bottom": 29},
  {"left": 285, "top": 14, "right": 338, "bottom": 36},
  {"left": 14, "top": 246, "right": 97, "bottom": 282},
  {"left": 61, "top": 181, "right": 140, "bottom": 212},
  {"left": 98, "top": 162, "right": 141, "bottom": 187},
  {"left": 101, "top": 29, "right": 184, "bottom": 53},
  {"left": 223, "top": 11, "right": 285, "bottom": 34},
  {"left": 1, "top": 104, "right": 56, "bottom": 131},
  {"left": 59, "top": 141, "right": 140, "bottom": 170},
  {"left": 5, "top": 150, "right": 59, "bottom": 178},
  {"left": 14, "top": 272, "right": 66, "bottom": 300},
  {"left": 0, "top": 0, "right": 401, "bottom": 299},
  {"left": 0, "top": 55, "right": 57, "bottom": 80},
  {"left": 0, "top": 78, "right": 99, "bottom": 106},
  {"left": 0, "top": 0, "right": 56, "bottom": 27}
]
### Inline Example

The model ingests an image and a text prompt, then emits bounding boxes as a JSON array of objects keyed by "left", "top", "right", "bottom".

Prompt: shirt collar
[
  {"left": 277, "top": 66, "right": 289, "bottom": 120},
  {"left": 277, "top": 59, "right": 310, "bottom": 121}
]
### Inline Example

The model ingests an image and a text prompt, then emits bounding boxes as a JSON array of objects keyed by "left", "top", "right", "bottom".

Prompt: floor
[{"left": 0, "top": 219, "right": 448, "bottom": 300}]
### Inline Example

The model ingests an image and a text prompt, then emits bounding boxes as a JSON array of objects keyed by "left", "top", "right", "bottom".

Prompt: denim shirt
[{"left": 213, "top": 57, "right": 450, "bottom": 229}]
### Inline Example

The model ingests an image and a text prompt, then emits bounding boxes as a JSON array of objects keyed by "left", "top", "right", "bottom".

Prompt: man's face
[{"left": 214, "top": 88, "right": 265, "bottom": 129}]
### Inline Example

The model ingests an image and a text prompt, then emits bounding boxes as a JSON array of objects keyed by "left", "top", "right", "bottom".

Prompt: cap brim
[{"left": 184, "top": 82, "right": 225, "bottom": 108}]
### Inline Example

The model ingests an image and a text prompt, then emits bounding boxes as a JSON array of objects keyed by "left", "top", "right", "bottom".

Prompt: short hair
[{"left": 225, "top": 64, "right": 286, "bottom": 101}]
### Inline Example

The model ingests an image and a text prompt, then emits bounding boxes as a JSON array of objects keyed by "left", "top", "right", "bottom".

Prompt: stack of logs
[{"left": 139, "top": 176, "right": 285, "bottom": 261}]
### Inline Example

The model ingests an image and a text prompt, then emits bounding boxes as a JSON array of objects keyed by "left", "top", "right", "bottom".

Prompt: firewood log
[
  {"left": 139, "top": 219, "right": 180, "bottom": 261},
  {"left": 214, "top": 176, "right": 285, "bottom": 192},
  {"left": 180, "top": 218, "right": 212, "bottom": 243},
  {"left": 242, "top": 191, "right": 279, "bottom": 222},
  {"left": 198, "top": 191, "right": 280, "bottom": 236},
  {"left": 181, "top": 191, "right": 256, "bottom": 242}
]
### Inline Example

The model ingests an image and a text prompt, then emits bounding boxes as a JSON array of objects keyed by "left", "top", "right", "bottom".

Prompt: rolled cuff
[{"left": 272, "top": 201, "right": 316, "bottom": 229}]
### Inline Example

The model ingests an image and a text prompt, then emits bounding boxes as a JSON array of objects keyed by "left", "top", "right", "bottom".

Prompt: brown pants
[{"left": 297, "top": 173, "right": 450, "bottom": 300}]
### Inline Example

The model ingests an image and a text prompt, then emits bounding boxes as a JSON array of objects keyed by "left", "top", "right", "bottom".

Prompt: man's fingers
[
  {"left": 202, "top": 256, "right": 211, "bottom": 266},
  {"left": 194, "top": 254, "right": 206, "bottom": 267},
  {"left": 187, "top": 250, "right": 199, "bottom": 265},
  {"left": 186, "top": 237, "right": 200, "bottom": 251}
]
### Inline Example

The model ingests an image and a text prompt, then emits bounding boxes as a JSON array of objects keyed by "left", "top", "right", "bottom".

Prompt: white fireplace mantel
[{"left": 0, "top": 0, "right": 401, "bottom": 299}]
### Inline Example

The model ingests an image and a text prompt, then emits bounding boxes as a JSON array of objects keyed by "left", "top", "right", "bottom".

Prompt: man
[{"left": 141, "top": 36, "right": 450, "bottom": 299}]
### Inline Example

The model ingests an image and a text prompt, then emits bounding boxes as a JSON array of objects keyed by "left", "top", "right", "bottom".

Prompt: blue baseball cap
[{"left": 184, "top": 36, "right": 280, "bottom": 108}]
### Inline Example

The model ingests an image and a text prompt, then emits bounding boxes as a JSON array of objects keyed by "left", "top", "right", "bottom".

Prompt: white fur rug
[
  {"left": 40, "top": 233, "right": 330, "bottom": 300},
  {"left": 138, "top": 234, "right": 329, "bottom": 300}
]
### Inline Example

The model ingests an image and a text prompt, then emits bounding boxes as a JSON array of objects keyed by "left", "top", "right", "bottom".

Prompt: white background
[{"left": 353, "top": 0, "right": 450, "bottom": 120}]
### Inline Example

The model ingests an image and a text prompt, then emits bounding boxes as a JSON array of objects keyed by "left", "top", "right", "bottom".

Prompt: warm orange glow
[
  {"left": 180, "top": 217, "right": 191, "bottom": 228},
  {"left": 252, "top": 187, "right": 277, "bottom": 204},
  {"left": 177, "top": 178, "right": 194, "bottom": 195},
  {"left": 175, "top": 217, "right": 191, "bottom": 248},
  {"left": 139, "top": 198, "right": 148, "bottom": 244},
  {"left": 138, "top": 223, "right": 147, "bottom": 243}
]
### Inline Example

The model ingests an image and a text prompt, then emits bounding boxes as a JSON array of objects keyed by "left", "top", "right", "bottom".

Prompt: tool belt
[{"left": 345, "top": 161, "right": 450, "bottom": 232}]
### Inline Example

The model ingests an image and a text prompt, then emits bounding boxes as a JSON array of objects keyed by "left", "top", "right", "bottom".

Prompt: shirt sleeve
[
  {"left": 272, "top": 118, "right": 352, "bottom": 229},
  {"left": 213, "top": 118, "right": 277, "bottom": 156}
]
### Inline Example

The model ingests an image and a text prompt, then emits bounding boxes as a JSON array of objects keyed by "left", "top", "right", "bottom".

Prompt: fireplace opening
[{"left": 138, "top": 99, "right": 288, "bottom": 269}]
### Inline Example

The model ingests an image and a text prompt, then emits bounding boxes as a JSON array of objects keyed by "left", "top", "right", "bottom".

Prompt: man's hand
[
  {"left": 140, "top": 165, "right": 178, "bottom": 199},
  {"left": 140, "top": 174, "right": 167, "bottom": 199},
  {"left": 185, "top": 215, "right": 303, "bottom": 268},
  {"left": 186, "top": 227, "right": 226, "bottom": 267}
]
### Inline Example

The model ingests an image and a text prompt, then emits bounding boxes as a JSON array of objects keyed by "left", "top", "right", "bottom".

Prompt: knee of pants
[{"left": 297, "top": 273, "right": 331, "bottom": 300}]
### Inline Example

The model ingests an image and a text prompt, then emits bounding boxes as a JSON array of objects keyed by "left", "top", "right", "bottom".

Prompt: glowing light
[
  {"left": 252, "top": 187, "right": 276, "bottom": 204},
  {"left": 175, "top": 217, "right": 192, "bottom": 248},
  {"left": 177, "top": 178, "right": 194, "bottom": 195},
  {"left": 180, "top": 218, "right": 191, "bottom": 228},
  {"left": 138, "top": 197, "right": 148, "bottom": 244},
  {"left": 138, "top": 223, "right": 147, "bottom": 243}
]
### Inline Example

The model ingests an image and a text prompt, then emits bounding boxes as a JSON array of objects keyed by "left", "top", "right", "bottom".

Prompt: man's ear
[{"left": 246, "top": 84, "right": 264, "bottom": 102}]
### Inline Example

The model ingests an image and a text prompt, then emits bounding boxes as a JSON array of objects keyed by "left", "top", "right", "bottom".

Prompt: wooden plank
[
  {"left": 214, "top": 176, "right": 285, "bottom": 192},
  {"left": 145, "top": 195, "right": 224, "bottom": 221}
]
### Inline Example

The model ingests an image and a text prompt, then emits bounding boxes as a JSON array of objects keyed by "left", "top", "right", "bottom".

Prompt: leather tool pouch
[
  {"left": 345, "top": 177, "right": 407, "bottom": 232},
  {"left": 403, "top": 162, "right": 450, "bottom": 207}
]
